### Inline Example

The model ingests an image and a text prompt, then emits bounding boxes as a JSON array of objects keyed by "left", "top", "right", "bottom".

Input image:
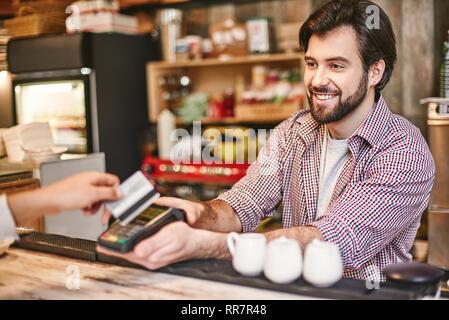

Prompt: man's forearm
[
  {"left": 193, "top": 225, "right": 323, "bottom": 262},
  {"left": 193, "top": 199, "right": 243, "bottom": 233},
  {"left": 194, "top": 229, "right": 232, "bottom": 260},
  {"left": 264, "top": 226, "right": 324, "bottom": 251}
]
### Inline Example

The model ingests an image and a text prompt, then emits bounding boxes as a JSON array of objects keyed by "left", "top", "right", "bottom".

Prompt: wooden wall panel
[
  {"left": 208, "top": 3, "right": 236, "bottom": 26},
  {"left": 373, "top": 0, "right": 402, "bottom": 115},
  {"left": 234, "top": 2, "right": 260, "bottom": 23},
  {"left": 183, "top": 7, "right": 209, "bottom": 37},
  {"left": 257, "top": 0, "right": 285, "bottom": 29},
  {"left": 400, "top": 0, "right": 434, "bottom": 136},
  {"left": 283, "top": 0, "right": 313, "bottom": 23},
  {"left": 433, "top": 0, "right": 449, "bottom": 98}
]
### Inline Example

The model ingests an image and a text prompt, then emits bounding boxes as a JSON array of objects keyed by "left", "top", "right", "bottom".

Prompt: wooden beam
[{"left": 0, "top": 0, "right": 14, "bottom": 16}]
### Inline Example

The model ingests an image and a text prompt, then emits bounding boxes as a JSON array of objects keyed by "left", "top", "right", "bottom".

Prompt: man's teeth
[{"left": 316, "top": 94, "right": 337, "bottom": 100}]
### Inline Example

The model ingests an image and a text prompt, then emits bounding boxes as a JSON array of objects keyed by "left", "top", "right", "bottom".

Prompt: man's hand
[
  {"left": 96, "top": 221, "right": 230, "bottom": 270},
  {"left": 101, "top": 196, "right": 241, "bottom": 232},
  {"left": 153, "top": 197, "right": 205, "bottom": 226},
  {"left": 97, "top": 196, "right": 241, "bottom": 270},
  {"left": 100, "top": 196, "right": 206, "bottom": 227},
  {"left": 7, "top": 171, "right": 122, "bottom": 226},
  {"left": 153, "top": 197, "right": 242, "bottom": 232}
]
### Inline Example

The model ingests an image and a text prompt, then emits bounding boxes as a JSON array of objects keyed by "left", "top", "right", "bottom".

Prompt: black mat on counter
[{"left": 12, "top": 232, "right": 432, "bottom": 300}]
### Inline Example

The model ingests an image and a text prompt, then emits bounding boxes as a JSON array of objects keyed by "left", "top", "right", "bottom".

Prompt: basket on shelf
[
  {"left": 4, "top": 0, "right": 69, "bottom": 39},
  {"left": 10, "top": 0, "right": 71, "bottom": 16}
]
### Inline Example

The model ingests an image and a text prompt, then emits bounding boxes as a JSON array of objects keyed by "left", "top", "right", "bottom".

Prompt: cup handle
[{"left": 227, "top": 232, "right": 239, "bottom": 257}]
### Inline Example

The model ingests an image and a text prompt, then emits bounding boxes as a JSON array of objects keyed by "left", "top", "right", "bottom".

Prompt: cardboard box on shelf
[{"left": 277, "top": 22, "right": 302, "bottom": 53}]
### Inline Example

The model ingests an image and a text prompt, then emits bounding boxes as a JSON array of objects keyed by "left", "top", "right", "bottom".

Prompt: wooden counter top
[{"left": 0, "top": 247, "right": 314, "bottom": 300}]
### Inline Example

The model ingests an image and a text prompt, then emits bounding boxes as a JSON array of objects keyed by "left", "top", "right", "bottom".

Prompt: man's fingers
[
  {"left": 96, "top": 245, "right": 160, "bottom": 270},
  {"left": 133, "top": 222, "right": 186, "bottom": 258},
  {"left": 133, "top": 235, "right": 163, "bottom": 258},
  {"left": 153, "top": 197, "right": 188, "bottom": 209},
  {"left": 101, "top": 209, "right": 112, "bottom": 224},
  {"left": 153, "top": 197, "right": 198, "bottom": 224},
  {"left": 96, "top": 245, "right": 138, "bottom": 261}
]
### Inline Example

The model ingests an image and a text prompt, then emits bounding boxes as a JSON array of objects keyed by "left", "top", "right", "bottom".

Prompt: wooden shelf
[
  {"left": 175, "top": 115, "right": 291, "bottom": 126},
  {"left": 119, "top": 0, "right": 190, "bottom": 9},
  {"left": 0, "top": 0, "right": 15, "bottom": 17},
  {"left": 146, "top": 52, "right": 305, "bottom": 124},
  {"left": 149, "top": 53, "right": 304, "bottom": 70}
]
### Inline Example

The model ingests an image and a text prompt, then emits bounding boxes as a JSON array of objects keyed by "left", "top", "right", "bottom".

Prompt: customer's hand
[
  {"left": 96, "top": 221, "right": 215, "bottom": 270},
  {"left": 7, "top": 171, "right": 123, "bottom": 227},
  {"left": 41, "top": 171, "right": 122, "bottom": 216}
]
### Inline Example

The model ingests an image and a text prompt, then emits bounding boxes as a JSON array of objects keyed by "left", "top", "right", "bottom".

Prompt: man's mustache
[{"left": 308, "top": 86, "right": 341, "bottom": 95}]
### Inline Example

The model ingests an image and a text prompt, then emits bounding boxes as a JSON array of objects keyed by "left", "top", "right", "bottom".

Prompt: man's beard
[{"left": 307, "top": 72, "right": 369, "bottom": 125}]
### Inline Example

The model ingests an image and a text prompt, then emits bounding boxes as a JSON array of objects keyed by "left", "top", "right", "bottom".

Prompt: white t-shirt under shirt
[{"left": 316, "top": 126, "right": 350, "bottom": 219}]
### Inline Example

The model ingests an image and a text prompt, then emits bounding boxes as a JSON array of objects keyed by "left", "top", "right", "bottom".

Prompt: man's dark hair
[{"left": 299, "top": 0, "right": 397, "bottom": 99}]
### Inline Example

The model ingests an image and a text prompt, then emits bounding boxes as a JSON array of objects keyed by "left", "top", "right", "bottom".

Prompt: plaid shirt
[{"left": 217, "top": 95, "right": 435, "bottom": 282}]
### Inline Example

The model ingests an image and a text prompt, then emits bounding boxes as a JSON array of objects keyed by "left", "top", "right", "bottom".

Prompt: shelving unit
[
  {"left": 146, "top": 52, "right": 306, "bottom": 124},
  {"left": 119, "top": 0, "right": 191, "bottom": 9}
]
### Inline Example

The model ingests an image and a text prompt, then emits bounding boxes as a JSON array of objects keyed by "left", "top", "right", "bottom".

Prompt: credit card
[{"left": 105, "top": 171, "right": 160, "bottom": 226}]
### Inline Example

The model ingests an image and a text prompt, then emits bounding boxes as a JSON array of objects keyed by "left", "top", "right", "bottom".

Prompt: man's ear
[{"left": 369, "top": 59, "right": 386, "bottom": 88}]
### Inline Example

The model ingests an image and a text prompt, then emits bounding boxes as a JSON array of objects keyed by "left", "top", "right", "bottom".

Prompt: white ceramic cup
[
  {"left": 227, "top": 232, "right": 267, "bottom": 277},
  {"left": 302, "top": 239, "right": 343, "bottom": 288},
  {"left": 263, "top": 237, "right": 302, "bottom": 284}
]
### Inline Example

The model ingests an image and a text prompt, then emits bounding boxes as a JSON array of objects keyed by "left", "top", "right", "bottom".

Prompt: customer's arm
[{"left": 6, "top": 171, "right": 122, "bottom": 227}]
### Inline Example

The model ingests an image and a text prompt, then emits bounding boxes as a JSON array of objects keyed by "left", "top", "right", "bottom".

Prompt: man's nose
[{"left": 311, "top": 67, "right": 331, "bottom": 89}]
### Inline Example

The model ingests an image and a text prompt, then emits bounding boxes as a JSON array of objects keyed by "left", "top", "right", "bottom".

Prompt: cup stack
[{"left": 3, "top": 122, "right": 55, "bottom": 163}]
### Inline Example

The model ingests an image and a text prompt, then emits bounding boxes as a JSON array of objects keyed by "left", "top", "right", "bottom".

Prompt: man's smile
[
  {"left": 311, "top": 91, "right": 341, "bottom": 103},
  {"left": 313, "top": 93, "right": 340, "bottom": 101}
]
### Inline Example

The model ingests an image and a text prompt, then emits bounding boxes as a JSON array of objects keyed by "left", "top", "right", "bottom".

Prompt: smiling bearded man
[
  {"left": 306, "top": 38, "right": 369, "bottom": 126},
  {"left": 97, "top": 0, "right": 435, "bottom": 283}
]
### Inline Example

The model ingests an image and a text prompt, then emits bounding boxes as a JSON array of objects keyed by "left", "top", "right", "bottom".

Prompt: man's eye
[
  {"left": 331, "top": 64, "right": 344, "bottom": 70},
  {"left": 307, "top": 62, "right": 317, "bottom": 68}
]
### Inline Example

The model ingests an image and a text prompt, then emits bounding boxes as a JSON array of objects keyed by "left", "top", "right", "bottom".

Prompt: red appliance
[{"left": 141, "top": 156, "right": 250, "bottom": 201}]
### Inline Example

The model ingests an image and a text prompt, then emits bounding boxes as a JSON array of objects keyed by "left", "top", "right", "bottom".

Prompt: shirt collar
[{"left": 350, "top": 94, "right": 391, "bottom": 147}]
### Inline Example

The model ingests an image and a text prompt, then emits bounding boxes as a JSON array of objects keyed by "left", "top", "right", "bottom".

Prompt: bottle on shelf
[
  {"left": 157, "top": 109, "right": 176, "bottom": 160},
  {"left": 222, "top": 88, "right": 235, "bottom": 117},
  {"left": 179, "top": 74, "right": 192, "bottom": 99}
]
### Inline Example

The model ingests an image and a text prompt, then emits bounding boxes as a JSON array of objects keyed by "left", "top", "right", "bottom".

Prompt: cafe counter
[
  {"left": 0, "top": 232, "right": 445, "bottom": 301},
  {"left": 0, "top": 247, "right": 307, "bottom": 300}
]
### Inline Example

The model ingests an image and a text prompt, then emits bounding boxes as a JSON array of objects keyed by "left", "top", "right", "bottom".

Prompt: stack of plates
[{"left": 3, "top": 123, "right": 56, "bottom": 163}]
